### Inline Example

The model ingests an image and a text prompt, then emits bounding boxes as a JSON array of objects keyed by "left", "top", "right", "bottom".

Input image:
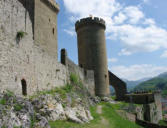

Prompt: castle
[
  {"left": 0, "top": 0, "right": 163, "bottom": 124},
  {"left": 0, "top": 0, "right": 127, "bottom": 99}
]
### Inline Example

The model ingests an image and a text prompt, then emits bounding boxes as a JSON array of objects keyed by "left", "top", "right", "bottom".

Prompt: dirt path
[
  {"left": 96, "top": 105, "right": 110, "bottom": 127},
  {"left": 96, "top": 105, "right": 102, "bottom": 114}
]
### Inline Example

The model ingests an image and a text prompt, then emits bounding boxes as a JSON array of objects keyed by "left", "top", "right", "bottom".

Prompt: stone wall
[
  {"left": 0, "top": 0, "right": 67, "bottom": 95},
  {"left": 125, "top": 92, "right": 163, "bottom": 124},
  {"left": 136, "top": 119, "right": 167, "bottom": 128},
  {"left": 0, "top": 0, "right": 95, "bottom": 96},
  {"left": 61, "top": 49, "right": 95, "bottom": 96},
  {"left": 108, "top": 71, "right": 127, "bottom": 100},
  {"left": 34, "top": 0, "right": 59, "bottom": 58}
]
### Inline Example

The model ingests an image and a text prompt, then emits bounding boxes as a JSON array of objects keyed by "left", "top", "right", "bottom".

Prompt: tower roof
[{"left": 75, "top": 17, "right": 106, "bottom": 31}]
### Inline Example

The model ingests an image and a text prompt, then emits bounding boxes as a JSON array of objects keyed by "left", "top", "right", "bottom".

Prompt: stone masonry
[{"left": 0, "top": 0, "right": 94, "bottom": 96}]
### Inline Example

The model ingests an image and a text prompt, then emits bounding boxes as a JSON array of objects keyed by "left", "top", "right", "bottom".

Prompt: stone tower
[
  {"left": 75, "top": 17, "right": 110, "bottom": 97},
  {"left": 18, "top": 0, "right": 59, "bottom": 58}
]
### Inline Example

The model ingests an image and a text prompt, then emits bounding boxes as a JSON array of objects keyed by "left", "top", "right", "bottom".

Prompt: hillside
[{"left": 134, "top": 72, "right": 167, "bottom": 95}]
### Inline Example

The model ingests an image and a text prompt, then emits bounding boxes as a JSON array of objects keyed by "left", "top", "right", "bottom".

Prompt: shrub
[{"left": 16, "top": 31, "right": 27, "bottom": 39}]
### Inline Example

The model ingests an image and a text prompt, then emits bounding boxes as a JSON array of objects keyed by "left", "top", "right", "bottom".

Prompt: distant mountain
[
  {"left": 158, "top": 72, "right": 167, "bottom": 78},
  {"left": 123, "top": 78, "right": 151, "bottom": 91},
  {"left": 134, "top": 72, "right": 167, "bottom": 96}
]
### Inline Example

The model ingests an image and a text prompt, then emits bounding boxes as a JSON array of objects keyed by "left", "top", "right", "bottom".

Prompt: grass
[
  {"left": 29, "top": 83, "right": 73, "bottom": 100},
  {"left": 49, "top": 102, "right": 143, "bottom": 128},
  {"left": 0, "top": 98, "right": 6, "bottom": 105},
  {"left": 159, "top": 120, "right": 167, "bottom": 126}
]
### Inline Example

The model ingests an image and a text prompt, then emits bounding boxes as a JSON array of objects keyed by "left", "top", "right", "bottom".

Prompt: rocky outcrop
[{"left": 0, "top": 91, "right": 95, "bottom": 128}]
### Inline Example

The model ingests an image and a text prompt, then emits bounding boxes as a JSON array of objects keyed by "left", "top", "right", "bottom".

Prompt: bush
[{"left": 16, "top": 31, "right": 27, "bottom": 39}]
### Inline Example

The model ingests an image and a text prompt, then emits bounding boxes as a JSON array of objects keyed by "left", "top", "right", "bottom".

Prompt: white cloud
[
  {"left": 62, "top": 0, "right": 167, "bottom": 56},
  {"left": 118, "top": 49, "right": 132, "bottom": 56},
  {"left": 110, "top": 64, "right": 167, "bottom": 81},
  {"left": 143, "top": 0, "right": 149, "bottom": 4},
  {"left": 123, "top": 6, "right": 144, "bottom": 24},
  {"left": 160, "top": 51, "right": 167, "bottom": 58},
  {"left": 108, "top": 58, "right": 118, "bottom": 63},
  {"left": 144, "top": 18, "right": 155, "bottom": 25},
  {"left": 113, "top": 12, "right": 126, "bottom": 24},
  {"left": 63, "top": 0, "right": 121, "bottom": 18},
  {"left": 63, "top": 28, "right": 76, "bottom": 36},
  {"left": 112, "top": 24, "right": 167, "bottom": 55}
]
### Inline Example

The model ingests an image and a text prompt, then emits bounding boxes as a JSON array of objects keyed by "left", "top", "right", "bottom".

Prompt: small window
[
  {"left": 80, "top": 64, "right": 83, "bottom": 68},
  {"left": 21, "top": 79, "right": 27, "bottom": 96},
  {"left": 52, "top": 28, "right": 55, "bottom": 35}
]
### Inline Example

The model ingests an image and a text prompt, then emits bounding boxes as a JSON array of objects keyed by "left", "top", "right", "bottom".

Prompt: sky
[{"left": 55, "top": 0, "right": 167, "bottom": 81}]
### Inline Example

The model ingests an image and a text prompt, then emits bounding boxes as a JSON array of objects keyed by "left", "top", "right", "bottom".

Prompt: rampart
[
  {"left": 75, "top": 17, "right": 106, "bottom": 31},
  {"left": 61, "top": 49, "right": 95, "bottom": 96}
]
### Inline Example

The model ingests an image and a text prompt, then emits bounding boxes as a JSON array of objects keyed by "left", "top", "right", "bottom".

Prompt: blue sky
[{"left": 55, "top": 0, "right": 167, "bottom": 81}]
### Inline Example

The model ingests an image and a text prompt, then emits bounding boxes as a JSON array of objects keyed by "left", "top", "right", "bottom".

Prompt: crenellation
[{"left": 75, "top": 17, "right": 106, "bottom": 31}]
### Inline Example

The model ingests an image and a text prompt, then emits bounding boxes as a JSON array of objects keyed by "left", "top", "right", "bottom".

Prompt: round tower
[{"left": 75, "top": 17, "right": 110, "bottom": 97}]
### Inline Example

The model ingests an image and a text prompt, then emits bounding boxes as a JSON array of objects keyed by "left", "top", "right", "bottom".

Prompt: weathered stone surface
[{"left": 0, "top": 92, "right": 94, "bottom": 127}]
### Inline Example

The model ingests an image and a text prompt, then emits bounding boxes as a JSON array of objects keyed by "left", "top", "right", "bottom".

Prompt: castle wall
[
  {"left": 34, "top": 0, "right": 59, "bottom": 58},
  {"left": 0, "top": 0, "right": 94, "bottom": 96},
  {"left": 0, "top": 0, "right": 67, "bottom": 95},
  {"left": 61, "top": 49, "right": 95, "bottom": 96}
]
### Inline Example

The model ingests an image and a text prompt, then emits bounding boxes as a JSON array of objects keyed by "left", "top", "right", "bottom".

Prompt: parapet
[
  {"left": 75, "top": 17, "right": 106, "bottom": 31},
  {"left": 41, "top": 0, "right": 60, "bottom": 12}
]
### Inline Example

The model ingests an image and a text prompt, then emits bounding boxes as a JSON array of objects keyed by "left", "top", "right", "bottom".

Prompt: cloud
[
  {"left": 160, "top": 51, "right": 167, "bottom": 58},
  {"left": 63, "top": 0, "right": 121, "bottom": 18},
  {"left": 143, "top": 0, "right": 149, "bottom": 4},
  {"left": 110, "top": 64, "right": 167, "bottom": 81},
  {"left": 123, "top": 6, "right": 144, "bottom": 24},
  {"left": 63, "top": 28, "right": 76, "bottom": 36},
  {"left": 62, "top": 0, "right": 167, "bottom": 56},
  {"left": 118, "top": 49, "right": 132, "bottom": 56},
  {"left": 108, "top": 58, "right": 118, "bottom": 63}
]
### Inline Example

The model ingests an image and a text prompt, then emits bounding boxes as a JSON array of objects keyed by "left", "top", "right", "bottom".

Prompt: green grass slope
[{"left": 49, "top": 102, "right": 143, "bottom": 128}]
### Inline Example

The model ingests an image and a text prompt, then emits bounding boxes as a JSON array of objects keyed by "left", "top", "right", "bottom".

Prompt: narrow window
[
  {"left": 52, "top": 28, "right": 55, "bottom": 35},
  {"left": 80, "top": 64, "right": 83, "bottom": 68},
  {"left": 21, "top": 79, "right": 27, "bottom": 96}
]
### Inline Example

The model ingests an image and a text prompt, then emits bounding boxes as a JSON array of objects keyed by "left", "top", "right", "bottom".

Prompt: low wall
[
  {"left": 136, "top": 119, "right": 167, "bottom": 128},
  {"left": 125, "top": 93, "right": 154, "bottom": 104}
]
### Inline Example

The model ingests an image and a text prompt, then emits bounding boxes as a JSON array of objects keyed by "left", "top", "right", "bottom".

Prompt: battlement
[
  {"left": 75, "top": 17, "right": 106, "bottom": 31},
  {"left": 41, "top": 0, "right": 59, "bottom": 12}
]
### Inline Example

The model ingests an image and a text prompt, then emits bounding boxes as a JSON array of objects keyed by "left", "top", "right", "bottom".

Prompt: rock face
[{"left": 0, "top": 91, "right": 94, "bottom": 128}]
